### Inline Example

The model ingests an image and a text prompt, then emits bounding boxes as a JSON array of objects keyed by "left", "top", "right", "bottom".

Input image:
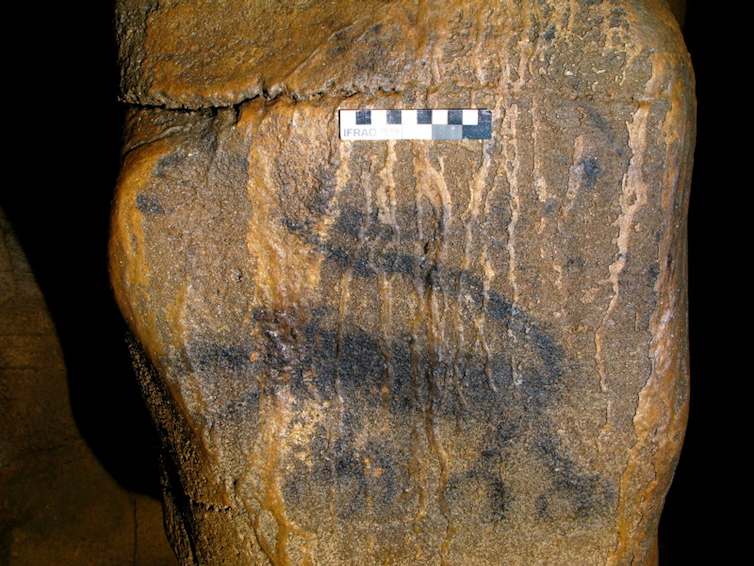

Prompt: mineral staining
[{"left": 111, "top": 1, "right": 694, "bottom": 564}]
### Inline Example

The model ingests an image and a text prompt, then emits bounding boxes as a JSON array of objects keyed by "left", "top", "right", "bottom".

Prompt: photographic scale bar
[{"left": 340, "top": 109, "right": 492, "bottom": 141}]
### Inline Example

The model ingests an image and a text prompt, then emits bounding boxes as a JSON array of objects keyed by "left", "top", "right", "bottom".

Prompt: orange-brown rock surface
[{"left": 110, "top": 1, "right": 695, "bottom": 565}]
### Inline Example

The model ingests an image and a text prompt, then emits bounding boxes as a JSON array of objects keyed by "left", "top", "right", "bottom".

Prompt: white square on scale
[
  {"left": 402, "top": 110, "right": 418, "bottom": 125},
  {"left": 462, "top": 109, "right": 478, "bottom": 125},
  {"left": 370, "top": 110, "right": 387, "bottom": 126},
  {"left": 340, "top": 110, "right": 356, "bottom": 127},
  {"left": 433, "top": 109, "right": 448, "bottom": 125}
]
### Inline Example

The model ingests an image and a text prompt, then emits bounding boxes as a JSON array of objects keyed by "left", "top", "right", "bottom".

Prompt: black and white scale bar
[{"left": 340, "top": 109, "right": 492, "bottom": 140}]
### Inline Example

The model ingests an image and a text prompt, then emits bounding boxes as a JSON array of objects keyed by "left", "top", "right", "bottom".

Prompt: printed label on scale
[{"left": 340, "top": 109, "right": 492, "bottom": 141}]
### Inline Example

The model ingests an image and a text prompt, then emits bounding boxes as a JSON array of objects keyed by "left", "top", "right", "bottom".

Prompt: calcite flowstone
[{"left": 110, "top": 1, "right": 695, "bottom": 565}]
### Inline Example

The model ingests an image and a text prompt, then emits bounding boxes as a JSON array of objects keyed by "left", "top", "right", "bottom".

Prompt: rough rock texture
[
  {"left": 0, "top": 208, "right": 178, "bottom": 566},
  {"left": 666, "top": 0, "right": 686, "bottom": 27},
  {"left": 110, "top": 1, "right": 695, "bottom": 565}
]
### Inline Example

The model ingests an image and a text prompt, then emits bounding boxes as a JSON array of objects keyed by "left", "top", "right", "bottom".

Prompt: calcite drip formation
[{"left": 110, "top": 2, "right": 695, "bottom": 565}]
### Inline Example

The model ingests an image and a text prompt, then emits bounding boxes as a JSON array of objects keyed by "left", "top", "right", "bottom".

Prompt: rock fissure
[{"left": 107, "top": 2, "right": 694, "bottom": 564}]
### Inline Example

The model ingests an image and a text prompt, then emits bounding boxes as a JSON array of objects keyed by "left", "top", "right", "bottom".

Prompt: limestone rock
[
  {"left": 0, "top": 208, "right": 178, "bottom": 566},
  {"left": 110, "top": 1, "right": 695, "bottom": 565}
]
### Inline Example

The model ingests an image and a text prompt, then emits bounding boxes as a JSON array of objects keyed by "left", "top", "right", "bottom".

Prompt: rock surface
[
  {"left": 110, "top": 1, "right": 695, "bottom": 565},
  {"left": 0, "top": 208, "right": 178, "bottom": 566}
]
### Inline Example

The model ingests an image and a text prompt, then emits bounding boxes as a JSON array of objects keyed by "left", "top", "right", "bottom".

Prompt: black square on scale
[
  {"left": 356, "top": 110, "right": 372, "bottom": 125},
  {"left": 387, "top": 110, "right": 402, "bottom": 124},
  {"left": 417, "top": 110, "right": 433, "bottom": 124},
  {"left": 448, "top": 110, "right": 463, "bottom": 125}
]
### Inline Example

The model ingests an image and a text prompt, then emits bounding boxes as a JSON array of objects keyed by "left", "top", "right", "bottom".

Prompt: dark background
[{"left": 2, "top": 2, "right": 733, "bottom": 563}]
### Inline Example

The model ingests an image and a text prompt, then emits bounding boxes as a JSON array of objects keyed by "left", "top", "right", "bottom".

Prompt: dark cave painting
[{"left": 173, "top": 200, "right": 616, "bottom": 537}]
